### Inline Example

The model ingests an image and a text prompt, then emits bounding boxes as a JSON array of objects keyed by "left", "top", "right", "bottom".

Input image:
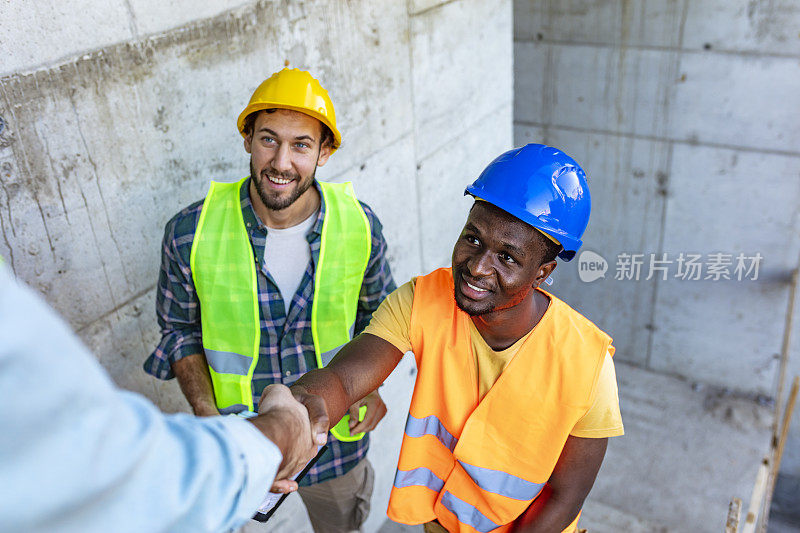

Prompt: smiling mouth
[
  {"left": 465, "top": 281, "right": 488, "bottom": 293},
  {"left": 266, "top": 173, "right": 294, "bottom": 185}
]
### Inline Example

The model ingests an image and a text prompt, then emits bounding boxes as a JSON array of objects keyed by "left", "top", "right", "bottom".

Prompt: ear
[
  {"left": 244, "top": 134, "right": 252, "bottom": 154},
  {"left": 316, "top": 141, "right": 332, "bottom": 167},
  {"left": 533, "top": 260, "right": 557, "bottom": 288}
]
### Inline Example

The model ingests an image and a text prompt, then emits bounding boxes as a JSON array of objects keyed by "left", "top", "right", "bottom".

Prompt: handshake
[
  {"left": 249, "top": 384, "right": 329, "bottom": 493},
  {"left": 248, "top": 384, "right": 387, "bottom": 493}
]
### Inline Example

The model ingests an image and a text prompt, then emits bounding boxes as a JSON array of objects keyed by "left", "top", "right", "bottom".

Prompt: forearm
[
  {"left": 172, "top": 352, "right": 219, "bottom": 416},
  {"left": 516, "top": 436, "right": 608, "bottom": 532},
  {"left": 291, "top": 367, "right": 354, "bottom": 428},
  {"left": 292, "top": 333, "right": 403, "bottom": 426},
  {"left": 515, "top": 485, "right": 580, "bottom": 533}
]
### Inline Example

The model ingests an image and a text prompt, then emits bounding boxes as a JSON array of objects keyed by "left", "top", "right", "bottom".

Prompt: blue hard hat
[{"left": 465, "top": 144, "right": 591, "bottom": 261}]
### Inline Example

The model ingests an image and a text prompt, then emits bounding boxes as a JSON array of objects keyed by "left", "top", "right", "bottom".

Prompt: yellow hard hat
[{"left": 237, "top": 68, "right": 341, "bottom": 151}]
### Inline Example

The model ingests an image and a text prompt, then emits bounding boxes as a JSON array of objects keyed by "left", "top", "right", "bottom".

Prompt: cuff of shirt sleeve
[
  {"left": 214, "top": 416, "right": 283, "bottom": 517},
  {"left": 144, "top": 339, "right": 205, "bottom": 380}
]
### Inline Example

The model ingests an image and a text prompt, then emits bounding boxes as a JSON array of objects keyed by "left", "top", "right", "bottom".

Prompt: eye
[
  {"left": 261, "top": 136, "right": 276, "bottom": 145},
  {"left": 294, "top": 142, "right": 310, "bottom": 150},
  {"left": 465, "top": 235, "right": 480, "bottom": 246},
  {"left": 500, "top": 252, "right": 516, "bottom": 264}
]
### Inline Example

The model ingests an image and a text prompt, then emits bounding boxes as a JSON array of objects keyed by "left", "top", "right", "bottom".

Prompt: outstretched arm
[
  {"left": 514, "top": 436, "right": 608, "bottom": 532},
  {"left": 291, "top": 332, "right": 404, "bottom": 430}
]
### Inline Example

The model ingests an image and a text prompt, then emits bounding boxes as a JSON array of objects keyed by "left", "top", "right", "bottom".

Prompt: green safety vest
[{"left": 190, "top": 177, "right": 372, "bottom": 441}]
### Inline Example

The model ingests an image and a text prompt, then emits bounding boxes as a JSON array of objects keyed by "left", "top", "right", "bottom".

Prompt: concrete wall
[
  {"left": 514, "top": 0, "right": 800, "bottom": 496},
  {"left": 0, "top": 1, "right": 512, "bottom": 531}
]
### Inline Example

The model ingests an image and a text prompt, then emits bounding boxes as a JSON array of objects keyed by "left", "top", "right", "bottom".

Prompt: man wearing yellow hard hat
[{"left": 144, "top": 68, "right": 396, "bottom": 531}]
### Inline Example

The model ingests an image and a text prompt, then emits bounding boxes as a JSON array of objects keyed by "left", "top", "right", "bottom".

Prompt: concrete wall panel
[
  {"left": 683, "top": 0, "right": 800, "bottom": 56},
  {"left": 515, "top": 41, "right": 677, "bottom": 138},
  {"left": 411, "top": 0, "right": 512, "bottom": 161},
  {"left": 661, "top": 144, "right": 800, "bottom": 271},
  {"left": 0, "top": 1, "right": 134, "bottom": 76},
  {"left": 670, "top": 53, "right": 800, "bottom": 153},
  {"left": 127, "top": 0, "right": 249, "bottom": 36},
  {"left": 649, "top": 144, "right": 800, "bottom": 392},
  {"left": 514, "top": 0, "right": 685, "bottom": 48}
]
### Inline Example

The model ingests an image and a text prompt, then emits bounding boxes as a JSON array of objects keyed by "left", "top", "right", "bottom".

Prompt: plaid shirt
[{"left": 144, "top": 178, "right": 396, "bottom": 484}]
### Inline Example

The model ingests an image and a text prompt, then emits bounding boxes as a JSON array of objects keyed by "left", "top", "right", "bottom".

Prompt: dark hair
[
  {"left": 535, "top": 230, "right": 563, "bottom": 264},
  {"left": 242, "top": 109, "right": 334, "bottom": 148}
]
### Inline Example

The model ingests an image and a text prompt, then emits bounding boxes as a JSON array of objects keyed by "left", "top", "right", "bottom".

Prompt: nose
[
  {"left": 271, "top": 143, "right": 292, "bottom": 173},
  {"left": 466, "top": 250, "right": 493, "bottom": 278}
]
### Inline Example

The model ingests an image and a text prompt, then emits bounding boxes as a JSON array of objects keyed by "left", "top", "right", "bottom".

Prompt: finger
[
  {"left": 269, "top": 479, "right": 298, "bottom": 494},
  {"left": 350, "top": 402, "right": 385, "bottom": 434},
  {"left": 348, "top": 402, "right": 362, "bottom": 429},
  {"left": 300, "top": 394, "right": 330, "bottom": 442}
]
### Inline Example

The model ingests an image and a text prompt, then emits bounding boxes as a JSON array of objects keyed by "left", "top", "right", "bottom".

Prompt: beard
[
  {"left": 453, "top": 286, "right": 495, "bottom": 316},
  {"left": 452, "top": 267, "right": 496, "bottom": 316},
  {"left": 250, "top": 159, "right": 316, "bottom": 211}
]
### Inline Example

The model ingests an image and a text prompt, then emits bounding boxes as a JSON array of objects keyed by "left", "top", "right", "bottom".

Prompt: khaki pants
[
  {"left": 297, "top": 459, "right": 374, "bottom": 533},
  {"left": 423, "top": 521, "right": 448, "bottom": 533}
]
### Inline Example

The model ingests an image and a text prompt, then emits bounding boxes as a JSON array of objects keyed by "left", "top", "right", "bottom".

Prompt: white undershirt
[{"left": 263, "top": 210, "right": 318, "bottom": 315}]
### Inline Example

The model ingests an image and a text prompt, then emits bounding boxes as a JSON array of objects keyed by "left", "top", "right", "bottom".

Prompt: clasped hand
[
  {"left": 254, "top": 385, "right": 387, "bottom": 493},
  {"left": 251, "top": 384, "right": 329, "bottom": 493}
]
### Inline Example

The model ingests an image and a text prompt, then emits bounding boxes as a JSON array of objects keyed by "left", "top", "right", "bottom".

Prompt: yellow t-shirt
[{"left": 364, "top": 280, "right": 624, "bottom": 438}]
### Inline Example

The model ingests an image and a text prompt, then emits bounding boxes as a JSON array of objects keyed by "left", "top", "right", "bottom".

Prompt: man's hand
[
  {"left": 348, "top": 390, "right": 387, "bottom": 434},
  {"left": 250, "top": 384, "right": 328, "bottom": 493}
]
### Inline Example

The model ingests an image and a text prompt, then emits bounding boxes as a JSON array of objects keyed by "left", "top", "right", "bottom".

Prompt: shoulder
[
  {"left": 161, "top": 198, "right": 205, "bottom": 260},
  {"left": 357, "top": 200, "right": 383, "bottom": 232},
  {"left": 544, "top": 291, "right": 612, "bottom": 343}
]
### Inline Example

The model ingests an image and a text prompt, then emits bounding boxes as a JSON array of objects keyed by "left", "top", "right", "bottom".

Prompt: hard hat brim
[
  {"left": 236, "top": 103, "right": 342, "bottom": 151},
  {"left": 465, "top": 187, "right": 581, "bottom": 261}
]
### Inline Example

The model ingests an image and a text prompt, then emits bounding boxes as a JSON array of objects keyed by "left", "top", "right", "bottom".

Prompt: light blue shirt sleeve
[{"left": 0, "top": 266, "right": 281, "bottom": 533}]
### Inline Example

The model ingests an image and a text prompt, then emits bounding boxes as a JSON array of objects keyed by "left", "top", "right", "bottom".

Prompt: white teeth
[
  {"left": 268, "top": 175, "right": 292, "bottom": 184},
  {"left": 466, "top": 281, "right": 487, "bottom": 293}
]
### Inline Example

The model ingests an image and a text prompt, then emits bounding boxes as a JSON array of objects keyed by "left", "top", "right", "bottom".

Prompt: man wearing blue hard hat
[{"left": 271, "top": 144, "right": 623, "bottom": 532}]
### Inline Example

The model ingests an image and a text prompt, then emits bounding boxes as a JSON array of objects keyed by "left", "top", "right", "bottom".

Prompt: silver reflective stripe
[
  {"left": 319, "top": 344, "right": 345, "bottom": 366},
  {"left": 219, "top": 404, "right": 248, "bottom": 415},
  {"left": 318, "top": 322, "right": 356, "bottom": 367},
  {"left": 393, "top": 467, "right": 445, "bottom": 492},
  {"left": 441, "top": 491, "right": 501, "bottom": 533},
  {"left": 404, "top": 414, "right": 458, "bottom": 451},
  {"left": 459, "top": 461, "right": 545, "bottom": 501},
  {"left": 205, "top": 349, "right": 253, "bottom": 375}
]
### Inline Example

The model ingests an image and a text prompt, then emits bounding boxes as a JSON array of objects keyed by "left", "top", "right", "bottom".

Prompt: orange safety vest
[{"left": 387, "top": 268, "right": 613, "bottom": 533}]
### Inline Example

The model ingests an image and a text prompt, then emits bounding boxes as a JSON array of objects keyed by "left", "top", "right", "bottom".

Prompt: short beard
[
  {"left": 250, "top": 160, "right": 316, "bottom": 211},
  {"left": 453, "top": 284, "right": 495, "bottom": 317}
]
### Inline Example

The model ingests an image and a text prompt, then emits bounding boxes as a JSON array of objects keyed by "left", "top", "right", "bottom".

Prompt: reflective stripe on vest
[
  {"left": 458, "top": 461, "right": 545, "bottom": 501},
  {"left": 441, "top": 491, "right": 501, "bottom": 533},
  {"left": 404, "top": 413, "right": 458, "bottom": 451},
  {"left": 191, "top": 178, "right": 371, "bottom": 442},
  {"left": 394, "top": 467, "right": 445, "bottom": 492},
  {"left": 387, "top": 267, "right": 612, "bottom": 532}
]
